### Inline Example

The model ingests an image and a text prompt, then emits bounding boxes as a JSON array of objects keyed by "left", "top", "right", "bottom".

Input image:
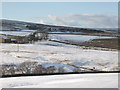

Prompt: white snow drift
[{"left": 0, "top": 73, "right": 118, "bottom": 88}]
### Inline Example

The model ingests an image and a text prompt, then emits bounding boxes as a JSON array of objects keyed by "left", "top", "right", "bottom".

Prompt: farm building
[{"left": 0, "top": 35, "right": 11, "bottom": 43}]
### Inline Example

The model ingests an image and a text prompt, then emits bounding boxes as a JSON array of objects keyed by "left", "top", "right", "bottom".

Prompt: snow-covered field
[
  {"left": 0, "top": 30, "right": 36, "bottom": 36},
  {"left": 49, "top": 34, "right": 115, "bottom": 42},
  {"left": 0, "top": 41, "right": 118, "bottom": 71},
  {"left": 0, "top": 73, "right": 118, "bottom": 88}
]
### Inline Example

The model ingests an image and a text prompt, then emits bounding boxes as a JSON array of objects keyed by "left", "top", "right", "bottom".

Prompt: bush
[
  {"left": 18, "top": 61, "right": 38, "bottom": 74},
  {"left": 1, "top": 64, "right": 16, "bottom": 75}
]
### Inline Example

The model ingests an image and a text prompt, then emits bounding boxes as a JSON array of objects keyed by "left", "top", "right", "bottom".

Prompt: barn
[{"left": 0, "top": 35, "right": 11, "bottom": 43}]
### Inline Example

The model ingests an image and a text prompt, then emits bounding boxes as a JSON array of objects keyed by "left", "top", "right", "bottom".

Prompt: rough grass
[
  {"left": 79, "top": 38, "right": 119, "bottom": 50},
  {"left": 52, "top": 38, "right": 119, "bottom": 50}
]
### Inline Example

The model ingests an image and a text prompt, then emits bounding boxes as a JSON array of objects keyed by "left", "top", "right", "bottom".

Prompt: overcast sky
[{"left": 2, "top": 2, "right": 118, "bottom": 28}]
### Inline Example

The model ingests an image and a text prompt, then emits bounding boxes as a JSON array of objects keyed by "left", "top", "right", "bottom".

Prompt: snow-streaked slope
[
  {"left": 0, "top": 43, "right": 118, "bottom": 71},
  {"left": 0, "top": 73, "right": 118, "bottom": 88}
]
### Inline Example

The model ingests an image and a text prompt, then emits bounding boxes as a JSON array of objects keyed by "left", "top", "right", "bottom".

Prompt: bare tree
[
  {"left": 1, "top": 64, "right": 16, "bottom": 75},
  {"left": 58, "top": 66, "right": 65, "bottom": 73},
  {"left": 18, "top": 61, "right": 38, "bottom": 74},
  {"left": 33, "top": 64, "right": 44, "bottom": 74},
  {"left": 46, "top": 66, "right": 56, "bottom": 73}
]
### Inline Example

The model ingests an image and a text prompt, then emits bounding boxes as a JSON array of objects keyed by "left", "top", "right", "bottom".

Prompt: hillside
[{"left": 0, "top": 19, "right": 116, "bottom": 34}]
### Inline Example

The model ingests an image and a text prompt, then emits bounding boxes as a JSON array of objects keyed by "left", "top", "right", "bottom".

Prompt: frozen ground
[
  {"left": 0, "top": 41, "right": 118, "bottom": 71},
  {"left": 0, "top": 73, "right": 118, "bottom": 88}
]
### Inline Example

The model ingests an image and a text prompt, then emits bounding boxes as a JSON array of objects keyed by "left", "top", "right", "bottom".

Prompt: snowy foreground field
[
  {"left": 0, "top": 42, "right": 118, "bottom": 71},
  {"left": 0, "top": 73, "right": 118, "bottom": 88}
]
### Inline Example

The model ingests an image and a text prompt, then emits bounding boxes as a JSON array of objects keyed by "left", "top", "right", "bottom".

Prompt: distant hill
[{"left": 0, "top": 19, "right": 117, "bottom": 34}]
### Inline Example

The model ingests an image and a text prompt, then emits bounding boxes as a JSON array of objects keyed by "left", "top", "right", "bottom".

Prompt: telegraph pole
[
  {"left": 17, "top": 43, "right": 19, "bottom": 52},
  {"left": 17, "top": 36, "right": 19, "bottom": 52}
]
